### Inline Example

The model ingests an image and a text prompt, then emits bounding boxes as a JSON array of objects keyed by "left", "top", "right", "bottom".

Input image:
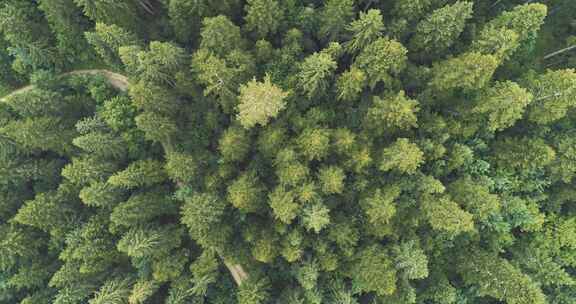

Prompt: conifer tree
[
  {"left": 526, "top": 69, "right": 576, "bottom": 124},
  {"left": 410, "top": 2, "right": 474, "bottom": 56},
  {"left": 430, "top": 52, "right": 498, "bottom": 91},
  {"left": 472, "top": 81, "right": 533, "bottom": 132},
  {"left": 200, "top": 15, "right": 245, "bottom": 57},
  {"left": 365, "top": 91, "right": 420, "bottom": 133},
  {"left": 318, "top": 0, "right": 355, "bottom": 42},
  {"left": 85, "top": 23, "right": 139, "bottom": 68},
  {"left": 237, "top": 75, "right": 289, "bottom": 129},
  {"left": 108, "top": 159, "right": 167, "bottom": 189},
  {"left": 297, "top": 52, "right": 337, "bottom": 99},
  {"left": 244, "top": 0, "right": 283, "bottom": 39},
  {"left": 353, "top": 38, "right": 408, "bottom": 88},
  {"left": 346, "top": 9, "right": 384, "bottom": 53},
  {"left": 379, "top": 138, "right": 424, "bottom": 174}
]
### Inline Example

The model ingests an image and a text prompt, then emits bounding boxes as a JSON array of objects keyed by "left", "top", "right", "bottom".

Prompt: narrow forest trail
[{"left": 0, "top": 69, "right": 249, "bottom": 286}]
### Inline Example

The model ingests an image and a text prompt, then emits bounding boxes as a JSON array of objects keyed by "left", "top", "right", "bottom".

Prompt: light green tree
[
  {"left": 237, "top": 75, "right": 289, "bottom": 128},
  {"left": 297, "top": 52, "right": 337, "bottom": 98},
  {"left": 410, "top": 2, "right": 473, "bottom": 55},
  {"left": 365, "top": 91, "right": 420, "bottom": 133},
  {"left": 244, "top": 0, "right": 283, "bottom": 38},
  {"left": 346, "top": 9, "right": 384, "bottom": 53},
  {"left": 353, "top": 38, "right": 408, "bottom": 88},
  {"left": 472, "top": 81, "right": 533, "bottom": 132},
  {"left": 430, "top": 52, "right": 498, "bottom": 91},
  {"left": 379, "top": 138, "right": 424, "bottom": 174}
]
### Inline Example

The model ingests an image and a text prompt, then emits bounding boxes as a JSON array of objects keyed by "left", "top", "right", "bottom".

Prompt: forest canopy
[{"left": 0, "top": 0, "right": 575, "bottom": 304}]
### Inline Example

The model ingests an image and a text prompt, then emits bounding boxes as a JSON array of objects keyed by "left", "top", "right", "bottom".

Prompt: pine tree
[
  {"left": 237, "top": 276, "right": 271, "bottom": 304},
  {"left": 336, "top": 67, "right": 366, "bottom": 102},
  {"left": 237, "top": 75, "right": 289, "bottom": 129},
  {"left": 85, "top": 23, "right": 139, "bottom": 68},
  {"left": 365, "top": 91, "right": 420, "bottom": 133},
  {"left": 73, "top": 0, "right": 138, "bottom": 32},
  {"left": 361, "top": 186, "right": 400, "bottom": 235},
  {"left": 297, "top": 128, "right": 331, "bottom": 161},
  {"left": 430, "top": 52, "right": 498, "bottom": 91},
  {"left": 269, "top": 186, "right": 299, "bottom": 224},
  {"left": 200, "top": 15, "right": 245, "bottom": 57},
  {"left": 181, "top": 192, "right": 231, "bottom": 250},
  {"left": 472, "top": 81, "right": 533, "bottom": 132},
  {"left": 353, "top": 38, "right": 408, "bottom": 88},
  {"left": 492, "top": 137, "right": 556, "bottom": 171},
  {"left": 318, "top": 0, "right": 355, "bottom": 42},
  {"left": 379, "top": 138, "right": 424, "bottom": 174},
  {"left": 227, "top": 171, "right": 265, "bottom": 213},
  {"left": 458, "top": 251, "right": 547, "bottom": 304},
  {"left": 484, "top": 3, "right": 548, "bottom": 44},
  {"left": 1, "top": 116, "right": 76, "bottom": 155},
  {"left": 392, "top": 241, "right": 428, "bottom": 280},
  {"left": 421, "top": 195, "right": 474, "bottom": 235},
  {"left": 526, "top": 69, "right": 576, "bottom": 124},
  {"left": 244, "top": 0, "right": 283, "bottom": 39},
  {"left": 346, "top": 9, "right": 384, "bottom": 53},
  {"left": 318, "top": 166, "right": 345, "bottom": 195},
  {"left": 410, "top": 2, "right": 474, "bottom": 56},
  {"left": 348, "top": 245, "right": 397, "bottom": 296},
  {"left": 38, "top": 0, "right": 93, "bottom": 64},
  {"left": 301, "top": 203, "right": 331, "bottom": 233},
  {"left": 297, "top": 52, "right": 337, "bottom": 99},
  {"left": 219, "top": 126, "right": 251, "bottom": 162},
  {"left": 62, "top": 156, "right": 118, "bottom": 185},
  {"left": 108, "top": 159, "right": 167, "bottom": 189}
]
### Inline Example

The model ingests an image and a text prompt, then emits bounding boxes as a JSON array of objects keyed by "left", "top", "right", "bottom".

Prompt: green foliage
[
  {"left": 2, "top": 2, "right": 576, "bottom": 304},
  {"left": 361, "top": 186, "right": 400, "bottom": 235},
  {"left": 108, "top": 159, "right": 167, "bottom": 189},
  {"left": 1, "top": 116, "right": 76, "bottom": 155},
  {"left": 430, "top": 52, "right": 498, "bottom": 91},
  {"left": 379, "top": 138, "right": 424, "bottom": 174},
  {"left": 349, "top": 245, "right": 397, "bottom": 296},
  {"left": 392, "top": 241, "right": 428, "bottom": 280},
  {"left": 346, "top": 9, "right": 384, "bottom": 53},
  {"left": 120, "top": 41, "right": 186, "bottom": 86},
  {"left": 297, "top": 52, "right": 337, "bottom": 98},
  {"left": 422, "top": 195, "right": 474, "bottom": 235},
  {"left": 237, "top": 276, "right": 270, "bottom": 304},
  {"left": 297, "top": 128, "right": 331, "bottom": 161},
  {"left": 336, "top": 67, "right": 366, "bottom": 102},
  {"left": 237, "top": 75, "right": 289, "bottom": 128},
  {"left": 318, "top": 166, "right": 345, "bottom": 195},
  {"left": 269, "top": 186, "right": 299, "bottom": 224},
  {"left": 244, "top": 0, "right": 283, "bottom": 38},
  {"left": 165, "top": 152, "right": 199, "bottom": 183},
  {"left": 448, "top": 177, "right": 500, "bottom": 221},
  {"left": 365, "top": 91, "right": 420, "bottom": 132},
  {"left": 485, "top": 3, "right": 548, "bottom": 43},
  {"left": 181, "top": 192, "right": 230, "bottom": 250},
  {"left": 219, "top": 126, "right": 250, "bottom": 162},
  {"left": 410, "top": 2, "right": 474, "bottom": 55},
  {"left": 492, "top": 137, "right": 556, "bottom": 171},
  {"left": 353, "top": 37, "right": 408, "bottom": 88},
  {"left": 319, "top": 0, "right": 355, "bottom": 42},
  {"left": 302, "top": 203, "right": 331, "bottom": 233},
  {"left": 473, "top": 81, "right": 533, "bottom": 131},
  {"left": 85, "top": 23, "right": 139, "bottom": 68},
  {"left": 526, "top": 69, "right": 576, "bottom": 124},
  {"left": 458, "top": 251, "right": 547, "bottom": 304},
  {"left": 227, "top": 171, "right": 265, "bottom": 212},
  {"left": 200, "top": 15, "right": 244, "bottom": 57}
]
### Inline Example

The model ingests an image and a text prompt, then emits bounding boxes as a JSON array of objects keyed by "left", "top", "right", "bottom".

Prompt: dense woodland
[{"left": 0, "top": 0, "right": 575, "bottom": 303}]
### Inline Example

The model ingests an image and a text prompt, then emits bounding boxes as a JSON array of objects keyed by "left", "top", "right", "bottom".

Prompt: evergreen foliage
[{"left": 0, "top": 1, "right": 575, "bottom": 304}]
